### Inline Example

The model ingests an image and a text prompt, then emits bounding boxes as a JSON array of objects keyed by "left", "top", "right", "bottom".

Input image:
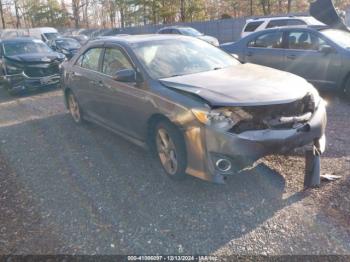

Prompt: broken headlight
[{"left": 192, "top": 108, "right": 252, "bottom": 130}]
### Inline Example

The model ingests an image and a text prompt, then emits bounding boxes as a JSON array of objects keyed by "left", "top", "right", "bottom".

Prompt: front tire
[
  {"left": 154, "top": 121, "right": 187, "bottom": 180},
  {"left": 67, "top": 91, "right": 83, "bottom": 124}
]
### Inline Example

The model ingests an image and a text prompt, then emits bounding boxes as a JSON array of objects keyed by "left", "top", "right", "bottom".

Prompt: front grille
[
  {"left": 230, "top": 94, "right": 315, "bottom": 134},
  {"left": 24, "top": 64, "right": 60, "bottom": 78}
]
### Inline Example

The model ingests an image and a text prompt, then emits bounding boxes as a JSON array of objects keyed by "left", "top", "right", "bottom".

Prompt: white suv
[{"left": 241, "top": 16, "right": 324, "bottom": 38}]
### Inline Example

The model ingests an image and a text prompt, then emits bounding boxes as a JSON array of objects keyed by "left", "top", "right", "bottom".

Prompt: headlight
[
  {"left": 192, "top": 108, "right": 252, "bottom": 130},
  {"left": 62, "top": 49, "right": 70, "bottom": 55},
  {"left": 6, "top": 64, "right": 23, "bottom": 75}
]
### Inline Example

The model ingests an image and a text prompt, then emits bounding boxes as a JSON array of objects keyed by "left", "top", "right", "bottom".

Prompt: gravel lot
[{"left": 0, "top": 87, "right": 349, "bottom": 255}]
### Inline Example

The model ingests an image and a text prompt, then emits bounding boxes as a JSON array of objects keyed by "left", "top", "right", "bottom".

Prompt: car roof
[
  {"left": 89, "top": 34, "right": 189, "bottom": 45},
  {"left": 246, "top": 16, "right": 311, "bottom": 22}
]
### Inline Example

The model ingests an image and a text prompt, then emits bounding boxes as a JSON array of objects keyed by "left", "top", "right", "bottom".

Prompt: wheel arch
[
  {"left": 146, "top": 113, "right": 184, "bottom": 151},
  {"left": 341, "top": 72, "right": 350, "bottom": 92}
]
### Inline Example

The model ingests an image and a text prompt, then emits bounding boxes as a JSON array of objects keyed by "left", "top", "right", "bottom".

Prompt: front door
[
  {"left": 98, "top": 46, "right": 152, "bottom": 140},
  {"left": 282, "top": 30, "right": 340, "bottom": 88}
]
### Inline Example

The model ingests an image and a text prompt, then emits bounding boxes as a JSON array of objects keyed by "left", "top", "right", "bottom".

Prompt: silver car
[{"left": 221, "top": 26, "right": 350, "bottom": 100}]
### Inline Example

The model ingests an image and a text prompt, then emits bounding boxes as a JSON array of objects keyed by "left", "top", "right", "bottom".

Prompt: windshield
[
  {"left": 44, "top": 32, "right": 59, "bottom": 41},
  {"left": 3, "top": 40, "right": 53, "bottom": 56},
  {"left": 132, "top": 38, "right": 239, "bottom": 79},
  {"left": 56, "top": 38, "right": 81, "bottom": 49},
  {"left": 321, "top": 29, "right": 350, "bottom": 48},
  {"left": 178, "top": 28, "right": 203, "bottom": 37}
]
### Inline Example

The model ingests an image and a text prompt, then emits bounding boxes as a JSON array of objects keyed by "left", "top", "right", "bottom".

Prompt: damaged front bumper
[
  {"left": 3, "top": 72, "right": 61, "bottom": 94},
  {"left": 184, "top": 100, "right": 327, "bottom": 183}
]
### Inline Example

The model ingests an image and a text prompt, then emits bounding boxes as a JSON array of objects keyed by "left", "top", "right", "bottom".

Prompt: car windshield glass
[
  {"left": 132, "top": 38, "right": 239, "bottom": 79},
  {"left": 56, "top": 39, "right": 81, "bottom": 49},
  {"left": 321, "top": 29, "right": 350, "bottom": 48},
  {"left": 3, "top": 41, "right": 53, "bottom": 56},
  {"left": 44, "top": 32, "right": 59, "bottom": 40},
  {"left": 178, "top": 28, "right": 203, "bottom": 36}
]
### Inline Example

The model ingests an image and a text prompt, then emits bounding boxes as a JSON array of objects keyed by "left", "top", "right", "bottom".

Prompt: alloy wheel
[
  {"left": 68, "top": 93, "right": 81, "bottom": 123},
  {"left": 156, "top": 128, "right": 178, "bottom": 175}
]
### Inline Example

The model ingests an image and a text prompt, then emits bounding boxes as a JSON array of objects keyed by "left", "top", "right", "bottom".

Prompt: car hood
[
  {"left": 310, "top": 0, "right": 349, "bottom": 32},
  {"left": 4, "top": 52, "right": 64, "bottom": 63},
  {"left": 160, "top": 64, "right": 314, "bottom": 107}
]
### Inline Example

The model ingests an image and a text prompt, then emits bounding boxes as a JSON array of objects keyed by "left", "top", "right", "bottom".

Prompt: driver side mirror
[
  {"left": 113, "top": 69, "right": 142, "bottom": 83},
  {"left": 319, "top": 45, "right": 334, "bottom": 55}
]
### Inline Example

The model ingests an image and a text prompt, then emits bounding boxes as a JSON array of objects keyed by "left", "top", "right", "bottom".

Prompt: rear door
[
  {"left": 282, "top": 29, "right": 341, "bottom": 88},
  {"left": 69, "top": 47, "right": 104, "bottom": 117},
  {"left": 244, "top": 30, "right": 285, "bottom": 70}
]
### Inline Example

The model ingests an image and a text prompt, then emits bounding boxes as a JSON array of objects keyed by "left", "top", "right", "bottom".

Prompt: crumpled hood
[
  {"left": 310, "top": 0, "right": 349, "bottom": 32},
  {"left": 160, "top": 64, "right": 315, "bottom": 107},
  {"left": 5, "top": 52, "right": 64, "bottom": 63}
]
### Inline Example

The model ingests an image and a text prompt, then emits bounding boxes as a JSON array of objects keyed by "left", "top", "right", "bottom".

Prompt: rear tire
[
  {"left": 67, "top": 91, "right": 83, "bottom": 124},
  {"left": 344, "top": 77, "right": 350, "bottom": 101},
  {"left": 153, "top": 120, "right": 187, "bottom": 180}
]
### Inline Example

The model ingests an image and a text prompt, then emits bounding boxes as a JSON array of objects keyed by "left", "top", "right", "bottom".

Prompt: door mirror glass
[
  {"left": 113, "top": 69, "right": 136, "bottom": 82},
  {"left": 320, "top": 45, "right": 334, "bottom": 54}
]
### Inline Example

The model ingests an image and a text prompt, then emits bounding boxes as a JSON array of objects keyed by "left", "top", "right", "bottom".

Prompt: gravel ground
[{"left": 0, "top": 87, "right": 349, "bottom": 255}]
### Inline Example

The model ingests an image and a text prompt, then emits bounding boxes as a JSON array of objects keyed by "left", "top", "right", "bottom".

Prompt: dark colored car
[
  {"left": 157, "top": 26, "right": 219, "bottom": 46},
  {"left": 220, "top": 26, "right": 350, "bottom": 98},
  {"left": 67, "top": 35, "right": 89, "bottom": 45},
  {"left": 49, "top": 37, "right": 81, "bottom": 59},
  {"left": 0, "top": 37, "right": 65, "bottom": 95},
  {"left": 61, "top": 35, "right": 326, "bottom": 184}
]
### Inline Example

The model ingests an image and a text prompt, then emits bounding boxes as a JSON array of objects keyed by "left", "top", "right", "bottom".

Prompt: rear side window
[
  {"left": 266, "top": 19, "right": 288, "bottom": 28},
  {"left": 102, "top": 48, "right": 133, "bottom": 76},
  {"left": 248, "top": 31, "right": 283, "bottom": 48},
  {"left": 244, "top": 21, "right": 264, "bottom": 32},
  {"left": 80, "top": 48, "right": 103, "bottom": 71},
  {"left": 287, "top": 19, "right": 306, "bottom": 26},
  {"left": 267, "top": 19, "right": 306, "bottom": 29}
]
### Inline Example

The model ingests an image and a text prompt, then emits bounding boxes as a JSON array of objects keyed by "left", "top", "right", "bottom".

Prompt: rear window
[{"left": 244, "top": 21, "right": 264, "bottom": 32}]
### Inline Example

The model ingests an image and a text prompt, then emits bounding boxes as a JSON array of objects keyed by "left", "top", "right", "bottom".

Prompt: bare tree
[
  {"left": 0, "top": 0, "right": 5, "bottom": 29},
  {"left": 287, "top": 0, "right": 292, "bottom": 13}
]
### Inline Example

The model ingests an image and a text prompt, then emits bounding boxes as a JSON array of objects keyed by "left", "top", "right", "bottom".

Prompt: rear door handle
[{"left": 287, "top": 54, "right": 297, "bottom": 60}]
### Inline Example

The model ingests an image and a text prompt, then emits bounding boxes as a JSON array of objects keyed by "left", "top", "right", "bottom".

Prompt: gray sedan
[
  {"left": 221, "top": 26, "right": 350, "bottom": 99},
  {"left": 61, "top": 35, "right": 326, "bottom": 184}
]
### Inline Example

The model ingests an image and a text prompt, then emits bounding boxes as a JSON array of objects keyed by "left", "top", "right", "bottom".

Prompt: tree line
[{"left": 0, "top": 0, "right": 349, "bottom": 29}]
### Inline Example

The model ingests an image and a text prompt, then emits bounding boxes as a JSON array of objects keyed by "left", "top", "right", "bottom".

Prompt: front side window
[
  {"left": 80, "top": 48, "right": 103, "bottom": 71},
  {"left": 132, "top": 38, "right": 239, "bottom": 80},
  {"left": 248, "top": 32, "right": 283, "bottom": 48},
  {"left": 286, "top": 31, "right": 325, "bottom": 50},
  {"left": 102, "top": 48, "right": 133, "bottom": 76}
]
